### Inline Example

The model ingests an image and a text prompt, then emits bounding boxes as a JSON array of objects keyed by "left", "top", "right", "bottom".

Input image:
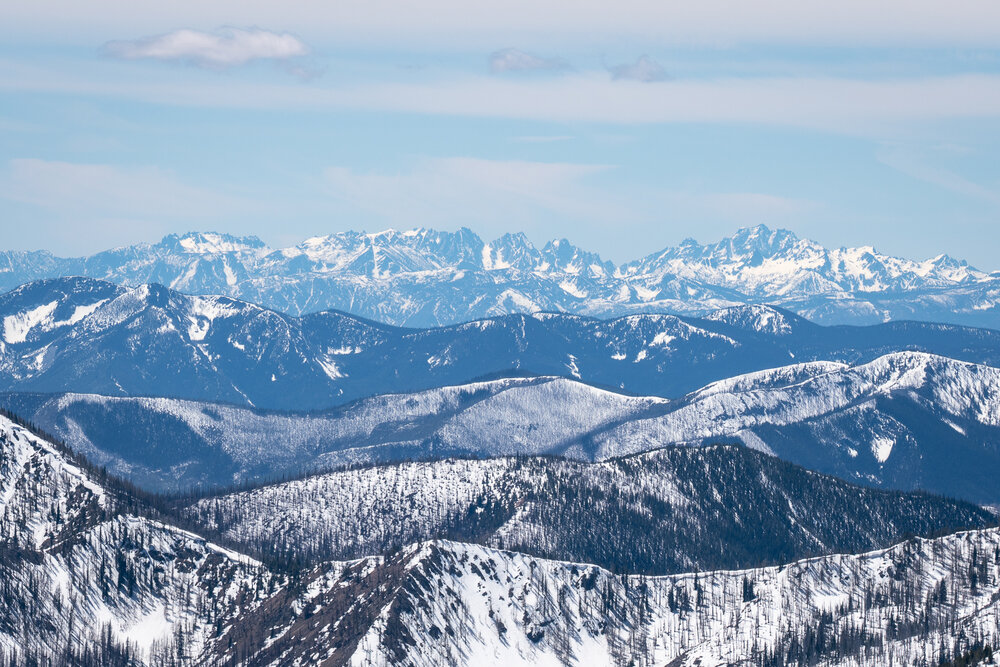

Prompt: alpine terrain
[
  {"left": 4, "top": 411, "right": 1000, "bottom": 666},
  {"left": 9, "top": 3, "right": 1000, "bottom": 664},
  {"left": 3, "top": 225, "right": 999, "bottom": 328}
]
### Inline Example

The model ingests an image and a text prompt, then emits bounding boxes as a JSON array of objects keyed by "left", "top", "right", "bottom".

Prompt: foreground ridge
[{"left": 3, "top": 411, "right": 1000, "bottom": 665}]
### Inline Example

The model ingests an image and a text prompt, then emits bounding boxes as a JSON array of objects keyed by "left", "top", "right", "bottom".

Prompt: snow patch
[
  {"left": 178, "top": 233, "right": 253, "bottom": 254},
  {"left": 565, "top": 354, "right": 581, "bottom": 379},
  {"left": 558, "top": 279, "right": 587, "bottom": 298},
  {"left": 186, "top": 297, "right": 239, "bottom": 341},
  {"left": 3, "top": 301, "right": 58, "bottom": 343},
  {"left": 318, "top": 357, "right": 346, "bottom": 380},
  {"left": 871, "top": 437, "right": 894, "bottom": 463},
  {"left": 650, "top": 331, "right": 676, "bottom": 348},
  {"left": 123, "top": 605, "right": 172, "bottom": 652}
]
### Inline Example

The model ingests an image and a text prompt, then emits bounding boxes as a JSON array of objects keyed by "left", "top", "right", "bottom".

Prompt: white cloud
[
  {"left": 609, "top": 55, "right": 669, "bottom": 82},
  {"left": 489, "top": 48, "right": 568, "bottom": 73},
  {"left": 103, "top": 28, "right": 308, "bottom": 68}
]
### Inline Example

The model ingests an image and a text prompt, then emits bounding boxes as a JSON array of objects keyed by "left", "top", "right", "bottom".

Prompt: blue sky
[{"left": 2, "top": 1, "right": 1000, "bottom": 267}]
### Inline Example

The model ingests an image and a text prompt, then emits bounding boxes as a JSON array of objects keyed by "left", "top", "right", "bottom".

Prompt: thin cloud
[
  {"left": 11, "top": 1, "right": 1000, "bottom": 49},
  {"left": 6, "top": 59, "right": 1000, "bottom": 132},
  {"left": 609, "top": 55, "right": 670, "bottom": 82},
  {"left": 103, "top": 28, "right": 308, "bottom": 68},
  {"left": 489, "top": 48, "right": 569, "bottom": 73},
  {"left": 0, "top": 158, "right": 249, "bottom": 217},
  {"left": 511, "top": 135, "right": 574, "bottom": 144},
  {"left": 323, "top": 157, "right": 619, "bottom": 236},
  {"left": 0, "top": 158, "right": 259, "bottom": 254},
  {"left": 877, "top": 146, "right": 1000, "bottom": 206}
]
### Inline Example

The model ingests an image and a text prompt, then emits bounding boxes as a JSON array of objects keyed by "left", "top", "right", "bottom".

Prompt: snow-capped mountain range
[
  {"left": 7, "top": 351, "right": 1000, "bottom": 504},
  {"left": 4, "top": 276, "right": 1000, "bottom": 411},
  {"left": 2, "top": 225, "right": 999, "bottom": 328},
  {"left": 3, "top": 411, "right": 1000, "bottom": 666}
]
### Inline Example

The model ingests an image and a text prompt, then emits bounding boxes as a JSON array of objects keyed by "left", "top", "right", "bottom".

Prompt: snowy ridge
[
  {"left": 183, "top": 445, "right": 993, "bottom": 575},
  {"left": 587, "top": 352, "right": 1000, "bottom": 502},
  {"left": 0, "top": 414, "right": 108, "bottom": 548},
  {"left": 7, "top": 349, "right": 1000, "bottom": 502},
  {"left": 622, "top": 351, "right": 1000, "bottom": 443},
  {"left": 1, "top": 226, "right": 999, "bottom": 328},
  {"left": 0, "top": 376, "right": 665, "bottom": 489},
  {"left": 703, "top": 303, "right": 799, "bottom": 335},
  {"left": 330, "top": 531, "right": 1000, "bottom": 666}
]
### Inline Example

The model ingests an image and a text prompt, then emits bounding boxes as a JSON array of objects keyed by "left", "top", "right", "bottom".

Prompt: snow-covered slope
[
  {"left": 7, "top": 351, "right": 1000, "bottom": 502},
  {"left": 3, "top": 409, "right": 1000, "bottom": 665},
  {"left": 593, "top": 351, "right": 1000, "bottom": 503},
  {"left": 0, "top": 412, "right": 274, "bottom": 664},
  {"left": 182, "top": 445, "right": 994, "bottom": 574},
  {"left": 0, "top": 377, "right": 660, "bottom": 489},
  {"left": 296, "top": 530, "right": 1000, "bottom": 667},
  {"left": 2, "top": 225, "right": 998, "bottom": 328},
  {"left": 5, "top": 277, "right": 1000, "bottom": 412}
]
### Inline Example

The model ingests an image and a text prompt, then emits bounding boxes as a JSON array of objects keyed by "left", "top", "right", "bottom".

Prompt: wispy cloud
[
  {"left": 0, "top": 158, "right": 248, "bottom": 218},
  {"left": 511, "top": 135, "right": 574, "bottom": 144},
  {"left": 877, "top": 145, "right": 1000, "bottom": 206},
  {"left": 609, "top": 55, "right": 669, "bottom": 82},
  {"left": 489, "top": 48, "right": 569, "bottom": 73},
  {"left": 10, "top": 1, "right": 1000, "bottom": 49},
  {"left": 5, "top": 57, "right": 1000, "bottom": 132},
  {"left": 0, "top": 158, "right": 259, "bottom": 254},
  {"left": 323, "top": 158, "right": 619, "bottom": 238},
  {"left": 103, "top": 28, "right": 308, "bottom": 68}
]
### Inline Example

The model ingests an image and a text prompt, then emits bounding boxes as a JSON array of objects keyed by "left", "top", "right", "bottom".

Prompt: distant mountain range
[
  {"left": 3, "top": 412, "right": 1000, "bottom": 666},
  {"left": 3, "top": 225, "right": 999, "bottom": 328},
  {"left": 4, "top": 277, "right": 1000, "bottom": 412}
]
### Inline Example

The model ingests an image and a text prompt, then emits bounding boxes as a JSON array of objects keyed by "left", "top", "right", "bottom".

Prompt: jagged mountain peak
[
  {"left": 159, "top": 231, "right": 266, "bottom": 254},
  {"left": 637, "top": 224, "right": 806, "bottom": 267},
  {"left": 483, "top": 231, "right": 543, "bottom": 271},
  {"left": 726, "top": 223, "right": 799, "bottom": 251},
  {"left": 540, "top": 237, "right": 615, "bottom": 276},
  {"left": 290, "top": 226, "right": 486, "bottom": 275}
]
